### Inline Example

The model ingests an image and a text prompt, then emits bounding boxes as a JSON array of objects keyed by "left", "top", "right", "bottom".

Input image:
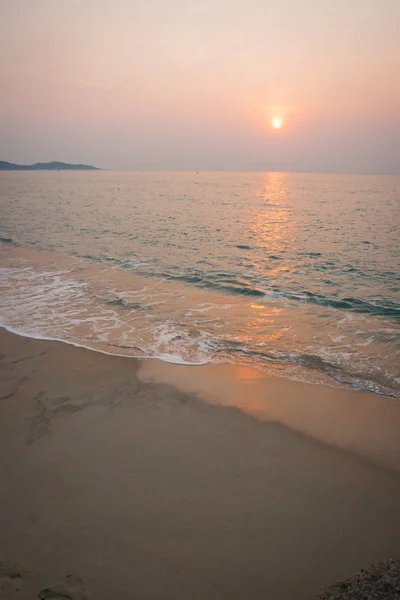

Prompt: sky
[{"left": 1, "top": 0, "right": 399, "bottom": 173}]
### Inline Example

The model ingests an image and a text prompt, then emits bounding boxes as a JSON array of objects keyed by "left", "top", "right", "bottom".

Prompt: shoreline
[
  {"left": 0, "top": 323, "right": 210, "bottom": 366},
  {"left": 1, "top": 328, "right": 400, "bottom": 599},
  {"left": 2, "top": 241, "right": 399, "bottom": 400},
  {"left": 3, "top": 319, "right": 400, "bottom": 394},
  {"left": 3, "top": 324, "right": 400, "bottom": 473}
]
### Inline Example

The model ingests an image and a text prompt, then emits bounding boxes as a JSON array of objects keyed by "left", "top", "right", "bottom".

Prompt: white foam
[
  {"left": 1, "top": 264, "right": 214, "bottom": 366},
  {"left": 0, "top": 323, "right": 209, "bottom": 366},
  {"left": 2, "top": 258, "right": 399, "bottom": 397}
]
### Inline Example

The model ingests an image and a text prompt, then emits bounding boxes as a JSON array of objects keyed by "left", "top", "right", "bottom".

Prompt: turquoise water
[{"left": 1, "top": 170, "right": 399, "bottom": 396}]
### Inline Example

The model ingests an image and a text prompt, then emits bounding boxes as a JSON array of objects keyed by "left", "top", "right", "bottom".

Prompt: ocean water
[{"left": 1, "top": 170, "right": 399, "bottom": 397}]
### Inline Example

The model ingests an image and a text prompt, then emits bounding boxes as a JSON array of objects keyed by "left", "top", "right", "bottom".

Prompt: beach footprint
[
  {"left": 0, "top": 562, "right": 25, "bottom": 599},
  {"left": 38, "top": 574, "right": 88, "bottom": 600}
]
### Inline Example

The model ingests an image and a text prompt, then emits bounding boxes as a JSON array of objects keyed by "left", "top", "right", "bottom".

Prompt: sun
[{"left": 272, "top": 118, "right": 283, "bottom": 130}]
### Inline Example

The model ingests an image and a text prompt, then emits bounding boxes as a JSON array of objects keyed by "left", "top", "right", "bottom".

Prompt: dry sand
[{"left": 0, "top": 328, "right": 400, "bottom": 600}]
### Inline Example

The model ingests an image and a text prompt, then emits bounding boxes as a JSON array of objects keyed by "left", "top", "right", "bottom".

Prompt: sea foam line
[{"left": 0, "top": 322, "right": 209, "bottom": 367}]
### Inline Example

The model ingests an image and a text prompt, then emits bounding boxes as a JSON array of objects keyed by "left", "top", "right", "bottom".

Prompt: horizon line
[{"left": 2, "top": 164, "right": 399, "bottom": 177}]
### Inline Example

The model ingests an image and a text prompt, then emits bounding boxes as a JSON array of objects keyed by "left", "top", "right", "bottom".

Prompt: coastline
[{"left": 1, "top": 327, "right": 400, "bottom": 599}]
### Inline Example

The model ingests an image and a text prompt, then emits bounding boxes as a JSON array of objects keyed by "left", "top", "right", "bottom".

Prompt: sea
[{"left": 1, "top": 170, "right": 399, "bottom": 397}]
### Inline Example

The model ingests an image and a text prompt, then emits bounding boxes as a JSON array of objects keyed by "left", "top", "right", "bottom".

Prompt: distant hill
[{"left": 0, "top": 161, "right": 100, "bottom": 171}]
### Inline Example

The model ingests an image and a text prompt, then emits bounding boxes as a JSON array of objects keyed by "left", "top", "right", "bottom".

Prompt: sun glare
[{"left": 272, "top": 118, "right": 283, "bottom": 130}]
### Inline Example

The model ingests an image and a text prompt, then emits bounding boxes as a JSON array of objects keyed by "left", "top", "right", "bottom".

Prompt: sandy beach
[{"left": 1, "top": 327, "right": 400, "bottom": 600}]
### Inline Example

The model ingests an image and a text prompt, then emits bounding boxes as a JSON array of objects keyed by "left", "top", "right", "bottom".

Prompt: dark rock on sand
[{"left": 316, "top": 557, "right": 400, "bottom": 599}]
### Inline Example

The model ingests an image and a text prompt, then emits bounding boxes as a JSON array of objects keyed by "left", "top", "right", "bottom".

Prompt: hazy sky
[{"left": 1, "top": 0, "right": 399, "bottom": 172}]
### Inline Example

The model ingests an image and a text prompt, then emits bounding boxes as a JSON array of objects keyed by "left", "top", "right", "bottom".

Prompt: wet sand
[{"left": 1, "top": 328, "right": 400, "bottom": 599}]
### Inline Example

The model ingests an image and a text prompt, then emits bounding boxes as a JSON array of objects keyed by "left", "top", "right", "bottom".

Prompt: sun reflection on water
[{"left": 251, "top": 172, "right": 294, "bottom": 283}]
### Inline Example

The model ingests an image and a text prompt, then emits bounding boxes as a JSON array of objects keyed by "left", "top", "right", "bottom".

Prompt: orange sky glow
[{"left": 1, "top": 0, "right": 399, "bottom": 172}]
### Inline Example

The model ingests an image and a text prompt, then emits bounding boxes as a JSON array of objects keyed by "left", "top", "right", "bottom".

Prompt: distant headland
[{"left": 0, "top": 161, "right": 100, "bottom": 171}]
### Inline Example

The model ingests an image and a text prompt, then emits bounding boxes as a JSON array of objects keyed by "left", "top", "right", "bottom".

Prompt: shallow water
[{"left": 1, "top": 170, "right": 399, "bottom": 396}]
